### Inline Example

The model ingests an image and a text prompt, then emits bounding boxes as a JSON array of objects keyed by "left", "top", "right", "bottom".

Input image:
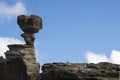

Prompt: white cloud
[
  {"left": 86, "top": 50, "right": 120, "bottom": 64},
  {"left": 110, "top": 50, "right": 120, "bottom": 64},
  {"left": 0, "top": 2, "right": 27, "bottom": 20},
  {"left": 0, "top": 37, "right": 23, "bottom": 58},
  {"left": 86, "top": 51, "right": 108, "bottom": 63}
]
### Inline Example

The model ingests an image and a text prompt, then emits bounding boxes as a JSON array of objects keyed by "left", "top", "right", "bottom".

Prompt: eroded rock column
[{"left": 5, "top": 15, "right": 42, "bottom": 80}]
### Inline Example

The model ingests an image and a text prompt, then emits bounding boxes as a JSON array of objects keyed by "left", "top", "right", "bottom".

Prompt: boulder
[{"left": 17, "top": 15, "right": 42, "bottom": 33}]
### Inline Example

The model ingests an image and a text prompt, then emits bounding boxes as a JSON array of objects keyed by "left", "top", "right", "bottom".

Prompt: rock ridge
[{"left": 41, "top": 62, "right": 120, "bottom": 80}]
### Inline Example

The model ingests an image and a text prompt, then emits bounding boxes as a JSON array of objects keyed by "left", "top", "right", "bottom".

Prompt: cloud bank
[
  {"left": 0, "top": 37, "right": 23, "bottom": 58},
  {"left": 86, "top": 50, "right": 120, "bottom": 64},
  {"left": 0, "top": 2, "right": 27, "bottom": 19}
]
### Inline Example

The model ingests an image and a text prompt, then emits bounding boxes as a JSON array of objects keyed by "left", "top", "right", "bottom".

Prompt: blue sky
[{"left": 0, "top": 0, "right": 120, "bottom": 65}]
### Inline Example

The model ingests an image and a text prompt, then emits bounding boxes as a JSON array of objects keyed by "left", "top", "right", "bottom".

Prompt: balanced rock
[
  {"left": 17, "top": 15, "right": 42, "bottom": 33},
  {"left": 0, "top": 14, "right": 42, "bottom": 80},
  {"left": 17, "top": 15, "right": 42, "bottom": 46}
]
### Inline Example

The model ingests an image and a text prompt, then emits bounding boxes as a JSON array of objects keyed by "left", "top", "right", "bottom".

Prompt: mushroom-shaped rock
[{"left": 17, "top": 15, "right": 42, "bottom": 33}]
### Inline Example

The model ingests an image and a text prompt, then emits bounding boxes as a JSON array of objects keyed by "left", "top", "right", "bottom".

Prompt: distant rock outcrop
[{"left": 41, "top": 62, "right": 120, "bottom": 80}]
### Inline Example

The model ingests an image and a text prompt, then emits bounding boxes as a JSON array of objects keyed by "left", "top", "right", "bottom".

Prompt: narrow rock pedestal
[{"left": 5, "top": 44, "right": 40, "bottom": 80}]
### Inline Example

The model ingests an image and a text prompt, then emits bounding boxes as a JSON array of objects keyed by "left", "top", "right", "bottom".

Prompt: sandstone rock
[
  {"left": 1, "top": 14, "right": 120, "bottom": 80},
  {"left": 0, "top": 14, "right": 42, "bottom": 80},
  {"left": 21, "top": 33, "right": 35, "bottom": 46},
  {"left": 17, "top": 15, "right": 42, "bottom": 46},
  {"left": 17, "top": 15, "right": 42, "bottom": 33},
  {"left": 41, "top": 62, "right": 120, "bottom": 80},
  {"left": 0, "top": 58, "right": 27, "bottom": 80},
  {"left": 17, "top": 15, "right": 41, "bottom": 80},
  {"left": 5, "top": 44, "right": 40, "bottom": 80}
]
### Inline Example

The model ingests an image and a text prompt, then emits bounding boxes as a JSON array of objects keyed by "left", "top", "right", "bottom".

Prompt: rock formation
[
  {"left": 1, "top": 14, "right": 120, "bottom": 80},
  {"left": 17, "top": 15, "right": 42, "bottom": 80},
  {"left": 17, "top": 15, "right": 42, "bottom": 46},
  {"left": 0, "top": 14, "right": 42, "bottom": 80},
  {"left": 0, "top": 58, "right": 27, "bottom": 80},
  {"left": 41, "top": 62, "right": 120, "bottom": 80}
]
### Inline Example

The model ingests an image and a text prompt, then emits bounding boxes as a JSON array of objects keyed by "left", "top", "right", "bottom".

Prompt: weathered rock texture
[
  {"left": 5, "top": 44, "right": 40, "bottom": 80},
  {"left": 41, "top": 62, "right": 120, "bottom": 80},
  {"left": 17, "top": 15, "right": 42, "bottom": 46},
  {"left": 0, "top": 14, "right": 42, "bottom": 80},
  {"left": 1, "top": 14, "right": 120, "bottom": 80},
  {"left": 17, "top": 15, "right": 42, "bottom": 33},
  {"left": 0, "top": 58, "right": 27, "bottom": 80}
]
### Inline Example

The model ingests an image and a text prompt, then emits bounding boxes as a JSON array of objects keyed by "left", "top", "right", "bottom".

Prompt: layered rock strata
[
  {"left": 41, "top": 62, "right": 120, "bottom": 80},
  {"left": 1, "top": 14, "right": 120, "bottom": 80},
  {"left": 0, "top": 14, "right": 42, "bottom": 80},
  {"left": 5, "top": 44, "right": 40, "bottom": 80},
  {"left": 0, "top": 58, "right": 27, "bottom": 80}
]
